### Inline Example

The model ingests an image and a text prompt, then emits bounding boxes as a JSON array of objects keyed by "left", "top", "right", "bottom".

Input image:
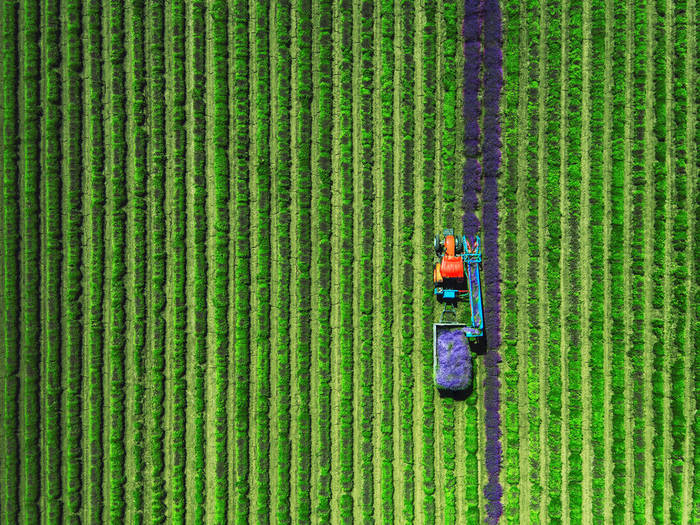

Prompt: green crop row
[
  {"left": 109, "top": 0, "right": 128, "bottom": 521},
  {"left": 358, "top": 0, "right": 374, "bottom": 521},
  {"left": 440, "top": 0, "right": 457, "bottom": 522},
  {"left": 274, "top": 0, "right": 292, "bottom": 521},
  {"left": 587, "top": 0, "right": 605, "bottom": 516},
  {"left": 543, "top": 0, "right": 562, "bottom": 520},
  {"left": 378, "top": 0, "right": 395, "bottom": 520},
  {"left": 1, "top": 0, "right": 20, "bottom": 521},
  {"left": 254, "top": 0, "right": 272, "bottom": 521},
  {"left": 212, "top": 1, "right": 231, "bottom": 521},
  {"left": 170, "top": 0, "right": 187, "bottom": 522},
  {"left": 85, "top": 0, "right": 105, "bottom": 522},
  {"left": 188, "top": 1, "right": 207, "bottom": 522},
  {"left": 63, "top": 0, "right": 85, "bottom": 518},
  {"left": 42, "top": 0, "right": 63, "bottom": 520},
  {"left": 500, "top": 0, "right": 519, "bottom": 521},
  {"left": 399, "top": 0, "right": 415, "bottom": 521},
  {"left": 629, "top": 1, "right": 646, "bottom": 521},
  {"left": 608, "top": 0, "right": 626, "bottom": 521},
  {"left": 21, "top": 0, "right": 41, "bottom": 521},
  {"left": 295, "top": 0, "right": 313, "bottom": 520},
  {"left": 525, "top": 0, "right": 540, "bottom": 519},
  {"left": 127, "top": 0, "right": 147, "bottom": 520},
  {"left": 148, "top": 0, "right": 166, "bottom": 521},
  {"left": 315, "top": 0, "right": 333, "bottom": 520},
  {"left": 421, "top": 2, "right": 436, "bottom": 523},
  {"left": 336, "top": 0, "right": 354, "bottom": 520},
  {"left": 566, "top": 2, "right": 583, "bottom": 520},
  {"left": 650, "top": 0, "right": 666, "bottom": 518},
  {"left": 668, "top": 1, "right": 688, "bottom": 520}
]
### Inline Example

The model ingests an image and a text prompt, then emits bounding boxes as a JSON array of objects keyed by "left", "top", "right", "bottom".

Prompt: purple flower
[{"left": 435, "top": 328, "right": 472, "bottom": 390}]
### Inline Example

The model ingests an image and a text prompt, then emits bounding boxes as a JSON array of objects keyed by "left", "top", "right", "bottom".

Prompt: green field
[{"left": 0, "top": 0, "right": 697, "bottom": 523}]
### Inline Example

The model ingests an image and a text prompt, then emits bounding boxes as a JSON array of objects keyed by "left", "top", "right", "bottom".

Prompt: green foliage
[
  {"left": 42, "top": 0, "right": 63, "bottom": 519},
  {"left": 20, "top": 0, "right": 41, "bottom": 521},
  {"left": 85, "top": 0, "right": 105, "bottom": 522},
  {"left": 399, "top": 0, "right": 415, "bottom": 521},
  {"left": 170, "top": 0, "right": 187, "bottom": 522},
  {"left": 148, "top": 1, "right": 166, "bottom": 521}
]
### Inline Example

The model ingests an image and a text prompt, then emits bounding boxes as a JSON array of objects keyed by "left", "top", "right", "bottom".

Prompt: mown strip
[
  {"left": 274, "top": 0, "right": 292, "bottom": 521},
  {"left": 357, "top": 1, "right": 375, "bottom": 519},
  {"left": 294, "top": 0, "right": 312, "bottom": 519},
  {"left": 587, "top": 0, "right": 605, "bottom": 517},
  {"left": 42, "top": 0, "right": 63, "bottom": 519},
  {"left": 668, "top": 1, "right": 687, "bottom": 520},
  {"left": 85, "top": 0, "right": 105, "bottom": 521},
  {"left": 187, "top": 1, "right": 207, "bottom": 522},
  {"left": 108, "top": 0, "right": 128, "bottom": 520},
  {"left": 499, "top": 0, "right": 521, "bottom": 521},
  {"left": 20, "top": 0, "right": 41, "bottom": 521},
  {"left": 170, "top": 0, "right": 187, "bottom": 521},
  {"left": 608, "top": 0, "right": 626, "bottom": 521},
  {"left": 127, "top": 0, "right": 147, "bottom": 520},
  {"left": 398, "top": 0, "right": 414, "bottom": 520},
  {"left": 62, "top": 0, "right": 84, "bottom": 519},
  {"left": 148, "top": 0, "right": 166, "bottom": 520},
  {"left": 253, "top": 0, "right": 272, "bottom": 521},
  {"left": 1, "top": 0, "right": 20, "bottom": 518},
  {"left": 211, "top": 1, "right": 230, "bottom": 521},
  {"left": 650, "top": 0, "right": 666, "bottom": 518},
  {"left": 314, "top": 0, "right": 333, "bottom": 519},
  {"left": 566, "top": 2, "right": 583, "bottom": 522}
]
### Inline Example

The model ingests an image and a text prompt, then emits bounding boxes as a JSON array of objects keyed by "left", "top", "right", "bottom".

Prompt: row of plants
[
  {"left": 524, "top": 0, "right": 540, "bottom": 519},
  {"left": 481, "top": 0, "right": 504, "bottom": 521},
  {"left": 650, "top": 0, "right": 666, "bottom": 518},
  {"left": 148, "top": 0, "right": 167, "bottom": 520},
  {"left": 42, "top": 0, "right": 63, "bottom": 520},
  {"left": 440, "top": 0, "right": 457, "bottom": 522},
  {"left": 398, "top": 0, "right": 415, "bottom": 520},
  {"left": 543, "top": 0, "right": 562, "bottom": 519},
  {"left": 587, "top": 0, "right": 605, "bottom": 517},
  {"left": 421, "top": 1, "right": 436, "bottom": 522},
  {"left": 274, "top": 0, "right": 292, "bottom": 520},
  {"left": 169, "top": 0, "right": 187, "bottom": 521},
  {"left": 109, "top": 0, "right": 128, "bottom": 521},
  {"left": 629, "top": 1, "right": 647, "bottom": 521},
  {"left": 1, "top": 0, "right": 20, "bottom": 519},
  {"left": 85, "top": 0, "right": 105, "bottom": 522},
  {"left": 63, "top": 0, "right": 85, "bottom": 518},
  {"left": 127, "top": 0, "right": 148, "bottom": 520},
  {"left": 499, "top": 0, "right": 519, "bottom": 520},
  {"left": 294, "top": 0, "right": 313, "bottom": 520},
  {"left": 378, "top": 0, "right": 395, "bottom": 520},
  {"left": 608, "top": 0, "right": 627, "bottom": 520},
  {"left": 253, "top": 0, "right": 272, "bottom": 521},
  {"left": 566, "top": 2, "right": 583, "bottom": 521},
  {"left": 314, "top": 0, "right": 333, "bottom": 519},
  {"left": 212, "top": 0, "right": 231, "bottom": 521},
  {"left": 337, "top": 0, "right": 354, "bottom": 519},
  {"left": 358, "top": 0, "right": 374, "bottom": 521},
  {"left": 188, "top": 1, "right": 207, "bottom": 522},
  {"left": 668, "top": 1, "right": 688, "bottom": 519}
]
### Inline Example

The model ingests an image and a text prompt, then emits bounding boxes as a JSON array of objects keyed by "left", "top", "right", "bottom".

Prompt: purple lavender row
[
  {"left": 481, "top": 0, "right": 504, "bottom": 522},
  {"left": 461, "top": 0, "right": 482, "bottom": 241}
]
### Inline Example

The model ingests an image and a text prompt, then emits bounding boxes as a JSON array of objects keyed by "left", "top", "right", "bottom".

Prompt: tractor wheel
[
  {"left": 434, "top": 235, "right": 442, "bottom": 255},
  {"left": 454, "top": 235, "right": 463, "bottom": 253}
]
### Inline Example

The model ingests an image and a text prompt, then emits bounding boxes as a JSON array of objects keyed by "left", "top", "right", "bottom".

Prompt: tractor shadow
[{"left": 438, "top": 384, "right": 472, "bottom": 401}]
